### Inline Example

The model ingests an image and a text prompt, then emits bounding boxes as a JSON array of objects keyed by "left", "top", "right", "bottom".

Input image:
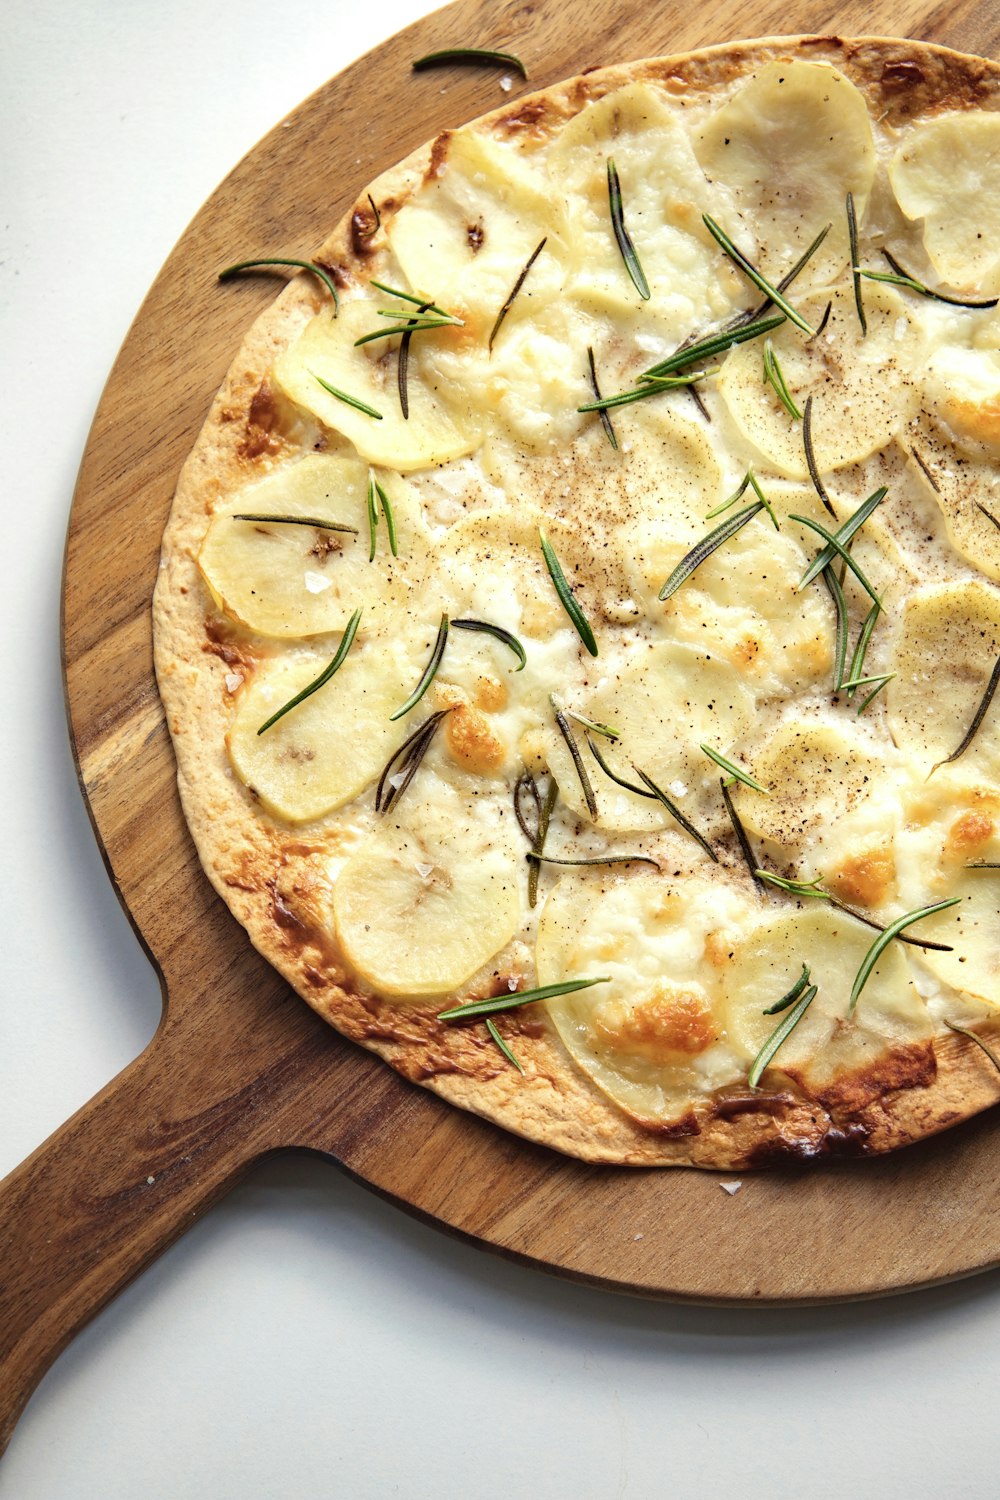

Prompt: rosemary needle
[
  {"left": 847, "top": 192, "right": 866, "bottom": 335},
  {"left": 219, "top": 257, "right": 339, "bottom": 312},
  {"left": 928, "top": 652, "right": 1000, "bottom": 776},
  {"left": 490, "top": 238, "right": 546, "bottom": 351},
  {"left": 375, "top": 709, "right": 451, "bottom": 814},
  {"left": 639, "top": 313, "right": 786, "bottom": 381},
  {"left": 849, "top": 898, "right": 962, "bottom": 1012},
  {"left": 798, "top": 486, "right": 888, "bottom": 589},
  {"left": 720, "top": 778, "right": 763, "bottom": 890},
  {"left": 607, "top": 159, "right": 650, "bottom": 300},
  {"left": 762, "top": 964, "right": 812, "bottom": 1015},
  {"left": 802, "top": 395, "right": 837, "bottom": 518},
  {"left": 587, "top": 346, "right": 618, "bottom": 449},
  {"left": 540, "top": 530, "right": 598, "bottom": 655},
  {"left": 552, "top": 700, "right": 598, "bottom": 818},
  {"left": 412, "top": 48, "right": 527, "bottom": 78},
  {"left": 232, "top": 514, "right": 358, "bottom": 534},
  {"left": 451, "top": 618, "right": 526, "bottom": 670},
  {"left": 438, "top": 976, "right": 610, "bottom": 1022},
  {"left": 311, "top": 372, "right": 382, "bottom": 419},
  {"left": 486, "top": 1018, "right": 525, "bottom": 1073},
  {"left": 943, "top": 1019, "right": 1000, "bottom": 1076},
  {"left": 390, "top": 615, "right": 449, "bottom": 721},
  {"left": 256, "top": 607, "right": 362, "bottom": 735},
  {"left": 748, "top": 983, "right": 818, "bottom": 1087},
  {"left": 763, "top": 339, "right": 802, "bottom": 419},
  {"left": 633, "top": 767, "right": 718, "bottom": 863},
  {"left": 702, "top": 215, "right": 815, "bottom": 335},
  {"left": 700, "top": 744, "right": 768, "bottom": 793},
  {"left": 792, "top": 513, "right": 883, "bottom": 607},
  {"left": 658, "top": 502, "right": 764, "bottom": 601}
]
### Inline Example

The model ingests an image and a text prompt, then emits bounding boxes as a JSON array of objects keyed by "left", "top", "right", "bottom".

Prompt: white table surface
[{"left": 4, "top": 4, "right": 1000, "bottom": 1496}]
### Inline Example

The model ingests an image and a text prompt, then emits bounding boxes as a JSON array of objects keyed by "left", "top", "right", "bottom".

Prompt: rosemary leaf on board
[
  {"left": 943, "top": 1019, "right": 1000, "bottom": 1076},
  {"left": 412, "top": 48, "right": 527, "bottom": 78},
  {"left": 486, "top": 1017, "right": 525, "bottom": 1073}
]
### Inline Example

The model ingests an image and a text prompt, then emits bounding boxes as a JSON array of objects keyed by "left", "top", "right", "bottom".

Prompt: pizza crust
[{"left": 154, "top": 35, "right": 1000, "bottom": 1167}]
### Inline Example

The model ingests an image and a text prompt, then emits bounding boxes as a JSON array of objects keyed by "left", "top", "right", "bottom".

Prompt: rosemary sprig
[
  {"left": 529, "top": 775, "right": 558, "bottom": 908},
  {"left": 353, "top": 316, "right": 459, "bottom": 348},
  {"left": 810, "top": 301, "right": 833, "bottom": 340},
  {"left": 219, "top": 257, "right": 339, "bottom": 312},
  {"left": 854, "top": 676, "right": 894, "bottom": 714},
  {"left": 928, "top": 653, "right": 1000, "bottom": 777},
  {"left": 658, "top": 502, "right": 764, "bottom": 601},
  {"left": 847, "top": 192, "right": 866, "bottom": 336},
  {"left": 802, "top": 395, "right": 837, "bottom": 518},
  {"left": 438, "top": 975, "right": 610, "bottom": 1022},
  {"left": 639, "top": 313, "right": 786, "bottom": 381},
  {"left": 943, "top": 1019, "right": 1000, "bottom": 1076},
  {"left": 607, "top": 159, "right": 650, "bottom": 301},
  {"left": 412, "top": 48, "right": 527, "bottom": 78},
  {"left": 373, "top": 476, "right": 398, "bottom": 557},
  {"left": 706, "top": 471, "right": 751, "bottom": 520},
  {"left": 762, "top": 964, "right": 812, "bottom": 1015},
  {"left": 311, "top": 372, "right": 382, "bottom": 419},
  {"left": 451, "top": 618, "right": 526, "bottom": 670},
  {"left": 977, "top": 501, "right": 1000, "bottom": 532},
  {"left": 732, "top": 223, "right": 832, "bottom": 327},
  {"left": 746, "top": 467, "right": 779, "bottom": 530},
  {"left": 821, "top": 564, "right": 849, "bottom": 693},
  {"left": 578, "top": 369, "right": 717, "bottom": 413},
  {"left": 755, "top": 868, "right": 954, "bottom": 952},
  {"left": 586, "top": 734, "right": 656, "bottom": 800},
  {"left": 845, "top": 600, "right": 881, "bottom": 700},
  {"left": 748, "top": 982, "right": 818, "bottom": 1087},
  {"left": 256, "top": 607, "right": 362, "bottom": 735},
  {"left": 390, "top": 614, "right": 450, "bottom": 721},
  {"left": 587, "top": 346, "right": 618, "bottom": 449},
  {"left": 860, "top": 249, "right": 999, "bottom": 310},
  {"left": 375, "top": 708, "right": 451, "bottom": 814},
  {"left": 634, "top": 767, "right": 717, "bottom": 862},
  {"left": 540, "top": 529, "right": 598, "bottom": 655},
  {"left": 552, "top": 699, "right": 598, "bottom": 817},
  {"left": 798, "top": 486, "right": 888, "bottom": 589},
  {"left": 490, "top": 237, "right": 546, "bottom": 352},
  {"left": 792, "top": 513, "right": 882, "bottom": 607},
  {"left": 849, "top": 898, "right": 962, "bottom": 1012},
  {"left": 702, "top": 215, "right": 815, "bottom": 335},
  {"left": 486, "top": 1018, "right": 524, "bottom": 1073},
  {"left": 567, "top": 710, "right": 618, "bottom": 740},
  {"left": 366, "top": 474, "right": 379, "bottom": 562},
  {"left": 528, "top": 852, "right": 660, "bottom": 871},
  {"left": 231, "top": 513, "right": 358, "bottom": 534},
  {"left": 700, "top": 744, "right": 767, "bottom": 793},
  {"left": 720, "top": 778, "right": 763, "bottom": 890},
  {"left": 763, "top": 339, "right": 802, "bottom": 419}
]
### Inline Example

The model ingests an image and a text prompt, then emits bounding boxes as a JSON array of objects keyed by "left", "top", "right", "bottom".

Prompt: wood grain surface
[{"left": 4, "top": 0, "right": 1000, "bottom": 1456}]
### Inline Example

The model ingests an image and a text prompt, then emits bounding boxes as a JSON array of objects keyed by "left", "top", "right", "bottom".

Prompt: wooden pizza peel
[{"left": 3, "top": 0, "right": 1000, "bottom": 1454}]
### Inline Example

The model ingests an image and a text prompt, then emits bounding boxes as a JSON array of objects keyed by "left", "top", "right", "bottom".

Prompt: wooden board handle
[{"left": 0, "top": 1010, "right": 282, "bottom": 1455}]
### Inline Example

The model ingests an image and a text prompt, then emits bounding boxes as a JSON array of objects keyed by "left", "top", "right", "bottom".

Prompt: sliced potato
[
  {"left": 198, "top": 455, "right": 425, "bottom": 637},
  {"left": 227, "top": 637, "right": 411, "bottom": 822},
  {"left": 545, "top": 640, "right": 755, "bottom": 831},
  {"left": 717, "top": 284, "right": 919, "bottom": 477},
  {"left": 695, "top": 60, "right": 876, "bottom": 285},
  {"left": 332, "top": 780, "right": 520, "bottom": 996},
  {"left": 889, "top": 112, "right": 1000, "bottom": 294},
  {"left": 719, "top": 906, "right": 931, "bottom": 1090},
  {"left": 272, "top": 298, "right": 480, "bottom": 470},
  {"left": 536, "top": 870, "right": 749, "bottom": 1122},
  {"left": 735, "top": 721, "right": 885, "bottom": 845},
  {"left": 886, "top": 581, "right": 1000, "bottom": 776},
  {"left": 905, "top": 433, "right": 1000, "bottom": 584}
]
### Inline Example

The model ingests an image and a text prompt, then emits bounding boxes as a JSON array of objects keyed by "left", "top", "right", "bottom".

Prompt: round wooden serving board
[{"left": 4, "top": 0, "right": 1000, "bottom": 1454}]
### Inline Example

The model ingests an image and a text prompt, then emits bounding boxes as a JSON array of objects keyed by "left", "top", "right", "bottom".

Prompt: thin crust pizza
[{"left": 154, "top": 35, "right": 1000, "bottom": 1167}]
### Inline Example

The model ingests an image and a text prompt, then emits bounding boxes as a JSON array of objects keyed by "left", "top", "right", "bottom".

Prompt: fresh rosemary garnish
[
  {"left": 486, "top": 1017, "right": 524, "bottom": 1073},
  {"left": 849, "top": 898, "right": 962, "bottom": 1012},
  {"left": 748, "top": 981, "right": 818, "bottom": 1087},
  {"left": 943, "top": 1019, "right": 1000, "bottom": 1076},
  {"left": 411, "top": 48, "right": 527, "bottom": 78},
  {"left": 219, "top": 258, "right": 339, "bottom": 312},
  {"left": 231, "top": 513, "right": 358, "bottom": 534},
  {"left": 489, "top": 237, "right": 546, "bottom": 352},
  {"left": 702, "top": 215, "right": 815, "bottom": 335},
  {"left": 719, "top": 778, "right": 763, "bottom": 890},
  {"left": 706, "top": 471, "right": 751, "bottom": 520},
  {"left": 746, "top": 467, "right": 779, "bottom": 530},
  {"left": 928, "top": 652, "right": 1000, "bottom": 776},
  {"left": 540, "top": 530, "right": 598, "bottom": 655},
  {"left": 801, "top": 395, "right": 837, "bottom": 518},
  {"left": 514, "top": 769, "right": 541, "bottom": 845},
  {"left": 587, "top": 346, "right": 618, "bottom": 449},
  {"left": 798, "top": 486, "right": 888, "bottom": 590},
  {"left": 552, "top": 699, "right": 598, "bottom": 818},
  {"left": 700, "top": 744, "right": 767, "bottom": 793},
  {"left": 633, "top": 767, "right": 718, "bottom": 863},
  {"left": 763, "top": 338, "right": 802, "bottom": 419},
  {"left": 354, "top": 316, "right": 459, "bottom": 346},
  {"left": 529, "top": 775, "right": 558, "bottom": 908},
  {"left": 732, "top": 223, "right": 831, "bottom": 327},
  {"left": 762, "top": 964, "right": 812, "bottom": 1015},
  {"left": 438, "top": 976, "right": 611, "bottom": 1022},
  {"left": 311, "top": 372, "right": 382, "bottom": 419},
  {"left": 358, "top": 194, "right": 380, "bottom": 239},
  {"left": 976, "top": 500, "right": 1000, "bottom": 531},
  {"left": 809, "top": 301, "right": 833, "bottom": 341},
  {"left": 366, "top": 474, "right": 379, "bottom": 562},
  {"left": 792, "top": 513, "right": 882, "bottom": 607},
  {"left": 578, "top": 369, "right": 717, "bottom": 413},
  {"left": 375, "top": 708, "right": 451, "bottom": 814},
  {"left": 451, "top": 618, "right": 526, "bottom": 670},
  {"left": 843, "top": 673, "right": 894, "bottom": 713},
  {"left": 859, "top": 249, "right": 999, "bottom": 309},
  {"left": 847, "top": 192, "right": 866, "bottom": 336},
  {"left": 821, "top": 564, "right": 849, "bottom": 693},
  {"left": 658, "top": 502, "right": 764, "bottom": 601},
  {"left": 256, "top": 607, "right": 362, "bottom": 736},
  {"left": 639, "top": 313, "right": 786, "bottom": 381},
  {"left": 372, "top": 476, "right": 398, "bottom": 557},
  {"left": 390, "top": 615, "right": 450, "bottom": 721},
  {"left": 586, "top": 734, "right": 656, "bottom": 800},
  {"left": 528, "top": 852, "right": 660, "bottom": 870},
  {"left": 567, "top": 711, "right": 618, "bottom": 741},
  {"left": 845, "top": 600, "right": 882, "bottom": 701},
  {"left": 755, "top": 869, "right": 954, "bottom": 952},
  {"left": 369, "top": 281, "right": 456, "bottom": 317},
  {"left": 607, "top": 158, "right": 650, "bottom": 301}
]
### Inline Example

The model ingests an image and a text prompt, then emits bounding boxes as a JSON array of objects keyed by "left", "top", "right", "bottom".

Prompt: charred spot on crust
[
  {"left": 428, "top": 130, "right": 452, "bottom": 179},
  {"left": 644, "top": 1111, "right": 701, "bottom": 1138},
  {"left": 238, "top": 379, "right": 282, "bottom": 461},
  {"left": 351, "top": 205, "right": 380, "bottom": 256},
  {"left": 743, "top": 1119, "right": 872, "bottom": 1167},
  {"left": 814, "top": 1041, "right": 937, "bottom": 1116},
  {"left": 267, "top": 877, "right": 307, "bottom": 934},
  {"left": 714, "top": 1090, "right": 797, "bottom": 1120},
  {"left": 467, "top": 221, "right": 485, "bottom": 252},
  {"left": 203, "top": 616, "right": 257, "bottom": 672},
  {"left": 880, "top": 59, "right": 925, "bottom": 90}
]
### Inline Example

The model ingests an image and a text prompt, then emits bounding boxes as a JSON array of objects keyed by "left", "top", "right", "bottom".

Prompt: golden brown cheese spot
[
  {"left": 730, "top": 635, "right": 761, "bottom": 669},
  {"left": 434, "top": 685, "right": 505, "bottom": 773},
  {"left": 945, "top": 395, "right": 1000, "bottom": 449},
  {"left": 945, "top": 808, "right": 996, "bottom": 860},
  {"left": 593, "top": 988, "right": 718, "bottom": 1063},
  {"left": 474, "top": 674, "right": 508, "bottom": 712},
  {"left": 828, "top": 844, "right": 896, "bottom": 907},
  {"left": 704, "top": 931, "right": 735, "bottom": 970}
]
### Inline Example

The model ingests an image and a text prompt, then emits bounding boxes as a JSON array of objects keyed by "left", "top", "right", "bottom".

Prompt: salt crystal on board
[{"left": 720, "top": 1181, "right": 743, "bottom": 1196}]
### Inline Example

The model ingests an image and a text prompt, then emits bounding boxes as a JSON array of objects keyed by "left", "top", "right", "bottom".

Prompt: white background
[{"left": 4, "top": 4, "right": 1000, "bottom": 1496}]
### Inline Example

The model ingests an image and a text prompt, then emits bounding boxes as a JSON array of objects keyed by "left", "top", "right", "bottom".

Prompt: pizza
[{"left": 153, "top": 34, "right": 1000, "bottom": 1168}]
